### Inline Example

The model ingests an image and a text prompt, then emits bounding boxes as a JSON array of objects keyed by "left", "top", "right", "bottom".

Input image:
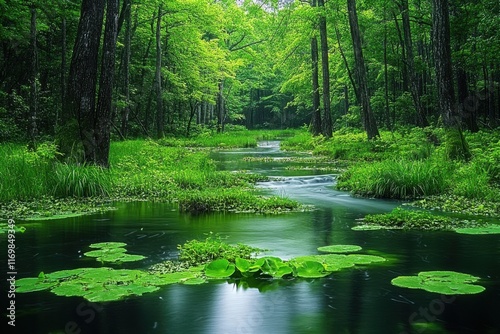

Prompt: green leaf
[
  {"left": 454, "top": 225, "right": 500, "bottom": 235},
  {"left": 294, "top": 261, "right": 329, "bottom": 278},
  {"left": 391, "top": 271, "right": 485, "bottom": 295},
  {"left": 88, "top": 242, "right": 128, "bottom": 249},
  {"left": 205, "top": 259, "right": 236, "bottom": 278},
  {"left": 317, "top": 244, "right": 362, "bottom": 253}
]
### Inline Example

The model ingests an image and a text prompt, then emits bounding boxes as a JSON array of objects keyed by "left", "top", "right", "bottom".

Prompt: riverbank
[
  {"left": 0, "top": 129, "right": 303, "bottom": 220},
  {"left": 281, "top": 127, "right": 500, "bottom": 229}
]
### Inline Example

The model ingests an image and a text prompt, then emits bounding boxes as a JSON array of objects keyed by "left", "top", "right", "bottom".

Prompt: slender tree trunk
[
  {"left": 59, "top": 16, "right": 66, "bottom": 131},
  {"left": 392, "top": 11, "right": 409, "bottom": 92},
  {"left": 318, "top": 0, "right": 332, "bottom": 138},
  {"left": 121, "top": 0, "right": 131, "bottom": 138},
  {"left": 95, "top": 0, "right": 119, "bottom": 167},
  {"left": 431, "top": 0, "right": 469, "bottom": 160},
  {"left": 216, "top": 81, "right": 225, "bottom": 133},
  {"left": 399, "top": 0, "right": 428, "bottom": 127},
  {"left": 29, "top": 5, "right": 38, "bottom": 150},
  {"left": 64, "top": 0, "right": 105, "bottom": 161},
  {"left": 457, "top": 67, "right": 479, "bottom": 132},
  {"left": 334, "top": 23, "right": 359, "bottom": 102},
  {"left": 154, "top": 4, "right": 164, "bottom": 138},
  {"left": 310, "top": 0, "right": 322, "bottom": 135},
  {"left": 383, "top": 20, "right": 391, "bottom": 129},
  {"left": 347, "top": 0, "right": 379, "bottom": 139},
  {"left": 311, "top": 35, "right": 322, "bottom": 135}
]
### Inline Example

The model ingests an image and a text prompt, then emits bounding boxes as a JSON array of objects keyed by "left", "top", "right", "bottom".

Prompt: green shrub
[{"left": 178, "top": 233, "right": 261, "bottom": 265}]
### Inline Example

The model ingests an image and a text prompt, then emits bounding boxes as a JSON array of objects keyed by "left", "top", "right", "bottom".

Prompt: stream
[{"left": 4, "top": 141, "right": 500, "bottom": 333}]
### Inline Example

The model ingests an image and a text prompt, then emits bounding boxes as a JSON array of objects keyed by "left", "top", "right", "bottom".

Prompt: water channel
[{"left": 5, "top": 141, "right": 500, "bottom": 333}]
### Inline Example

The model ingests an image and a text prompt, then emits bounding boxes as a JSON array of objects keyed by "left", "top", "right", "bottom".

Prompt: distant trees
[{"left": 0, "top": 0, "right": 499, "bottom": 153}]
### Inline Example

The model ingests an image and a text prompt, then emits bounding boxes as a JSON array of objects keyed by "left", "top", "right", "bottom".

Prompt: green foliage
[
  {"left": 177, "top": 233, "right": 262, "bottom": 266},
  {"left": 391, "top": 271, "right": 485, "bottom": 295},
  {"left": 83, "top": 242, "right": 146, "bottom": 264},
  {"left": 51, "top": 163, "right": 112, "bottom": 198},
  {"left": 337, "top": 159, "right": 450, "bottom": 199},
  {"left": 454, "top": 225, "right": 500, "bottom": 235},
  {"left": 362, "top": 207, "right": 485, "bottom": 231},
  {"left": 204, "top": 259, "right": 236, "bottom": 278},
  {"left": 0, "top": 222, "right": 26, "bottom": 234},
  {"left": 317, "top": 245, "right": 362, "bottom": 253},
  {"left": 293, "top": 261, "right": 330, "bottom": 278}
]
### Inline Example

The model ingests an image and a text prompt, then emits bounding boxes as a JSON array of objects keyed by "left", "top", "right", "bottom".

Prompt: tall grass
[
  {"left": 0, "top": 143, "right": 112, "bottom": 201},
  {"left": 337, "top": 159, "right": 451, "bottom": 199}
]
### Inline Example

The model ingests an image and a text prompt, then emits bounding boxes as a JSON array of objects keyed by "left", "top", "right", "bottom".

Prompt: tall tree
[
  {"left": 317, "top": 0, "right": 332, "bottom": 138},
  {"left": 347, "top": 0, "right": 379, "bottom": 139},
  {"left": 154, "top": 3, "right": 164, "bottom": 138},
  {"left": 29, "top": 4, "right": 38, "bottom": 150},
  {"left": 64, "top": 0, "right": 105, "bottom": 162},
  {"left": 95, "top": 0, "right": 119, "bottom": 167},
  {"left": 398, "top": 0, "right": 428, "bottom": 127},
  {"left": 431, "top": 0, "right": 469, "bottom": 160},
  {"left": 310, "top": 0, "right": 322, "bottom": 135}
]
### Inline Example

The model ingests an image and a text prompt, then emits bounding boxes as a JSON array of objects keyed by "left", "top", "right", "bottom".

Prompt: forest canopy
[{"left": 0, "top": 0, "right": 498, "bottom": 165}]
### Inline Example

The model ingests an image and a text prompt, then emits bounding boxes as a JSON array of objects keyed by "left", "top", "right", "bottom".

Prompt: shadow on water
[{"left": 4, "top": 141, "right": 500, "bottom": 333}]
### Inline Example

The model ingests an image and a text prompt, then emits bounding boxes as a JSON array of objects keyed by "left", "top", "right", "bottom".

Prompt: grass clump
[
  {"left": 178, "top": 233, "right": 262, "bottom": 266},
  {"left": 361, "top": 207, "right": 485, "bottom": 231},
  {"left": 177, "top": 188, "right": 300, "bottom": 214},
  {"left": 337, "top": 159, "right": 450, "bottom": 199}
]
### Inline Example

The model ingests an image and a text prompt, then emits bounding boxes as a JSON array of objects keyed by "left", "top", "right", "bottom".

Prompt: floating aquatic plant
[
  {"left": 254, "top": 257, "right": 293, "bottom": 278},
  {"left": 317, "top": 244, "right": 362, "bottom": 253},
  {"left": 0, "top": 222, "right": 26, "bottom": 234},
  {"left": 84, "top": 242, "right": 146, "bottom": 263},
  {"left": 454, "top": 225, "right": 500, "bottom": 235},
  {"left": 391, "top": 271, "right": 485, "bottom": 295},
  {"left": 204, "top": 259, "right": 236, "bottom": 278},
  {"left": 293, "top": 261, "right": 329, "bottom": 278}
]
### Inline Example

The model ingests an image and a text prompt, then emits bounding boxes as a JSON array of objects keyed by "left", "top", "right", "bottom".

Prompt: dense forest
[{"left": 1, "top": 0, "right": 498, "bottom": 166}]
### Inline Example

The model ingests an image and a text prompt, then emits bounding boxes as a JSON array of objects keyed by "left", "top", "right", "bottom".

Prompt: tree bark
[
  {"left": 311, "top": 36, "right": 322, "bottom": 135},
  {"left": 95, "top": 0, "right": 119, "bottom": 167},
  {"left": 65, "top": 0, "right": 105, "bottom": 161},
  {"left": 59, "top": 16, "right": 66, "bottom": 131},
  {"left": 399, "top": 0, "right": 428, "bottom": 127},
  {"left": 347, "top": 0, "right": 379, "bottom": 139},
  {"left": 431, "top": 0, "right": 470, "bottom": 160},
  {"left": 216, "top": 81, "right": 225, "bottom": 133},
  {"left": 318, "top": 0, "right": 332, "bottom": 138},
  {"left": 121, "top": 0, "right": 131, "bottom": 138}
]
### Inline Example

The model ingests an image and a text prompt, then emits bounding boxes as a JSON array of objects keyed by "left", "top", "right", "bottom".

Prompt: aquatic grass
[
  {"left": 337, "top": 159, "right": 451, "bottom": 199},
  {"left": 50, "top": 163, "right": 112, "bottom": 198}
]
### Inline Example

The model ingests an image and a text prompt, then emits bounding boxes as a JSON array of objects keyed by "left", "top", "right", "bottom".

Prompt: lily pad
[
  {"left": 346, "top": 254, "right": 386, "bottom": 265},
  {"left": 391, "top": 270, "right": 485, "bottom": 295},
  {"left": 84, "top": 246, "right": 146, "bottom": 263},
  {"left": 294, "top": 261, "right": 329, "bottom": 278},
  {"left": 351, "top": 225, "right": 384, "bottom": 231},
  {"left": 317, "top": 244, "right": 362, "bottom": 253},
  {"left": 84, "top": 248, "right": 127, "bottom": 258},
  {"left": 454, "top": 225, "right": 500, "bottom": 235},
  {"left": 205, "top": 259, "right": 236, "bottom": 278},
  {"left": 89, "top": 242, "right": 128, "bottom": 249},
  {"left": 16, "top": 277, "right": 58, "bottom": 293}
]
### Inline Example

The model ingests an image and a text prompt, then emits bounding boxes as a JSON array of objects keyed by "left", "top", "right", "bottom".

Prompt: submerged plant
[{"left": 391, "top": 271, "right": 485, "bottom": 295}]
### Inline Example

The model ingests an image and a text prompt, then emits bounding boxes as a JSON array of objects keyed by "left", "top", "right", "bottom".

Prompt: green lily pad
[
  {"left": 89, "top": 242, "right": 127, "bottom": 249},
  {"left": 391, "top": 271, "right": 485, "bottom": 295},
  {"left": 294, "top": 261, "right": 329, "bottom": 278},
  {"left": 254, "top": 257, "right": 293, "bottom": 278},
  {"left": 235, "top": 258, "right": 261, "bottom": 277},
  {"left": 454, "top": 225, "right": 500, "bottom": 235},
  {"left": 317, "top": 245, "right": 362, "bottom": 253},
  {"left": 205, "top": 259, "right": 236, "bottom": 278},
  {"left": 346, "top": 254, "right": 386, "bottom": 265},
  {"left": 351, "top": 225, "right": 384, "bottom": 231},
  {"left": 182, "top": 277, "right": 207, "bottom": 285},
  {"left": 16, "top": 277, "right": 58, "bottom": 293},
  {"left": 84, "top": 248, "right": 127, "bottom": 258}
]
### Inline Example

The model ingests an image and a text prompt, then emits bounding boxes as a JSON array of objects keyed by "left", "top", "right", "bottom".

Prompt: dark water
[{"left": 3, "top": 142, "right": 500, "bottom": 333}]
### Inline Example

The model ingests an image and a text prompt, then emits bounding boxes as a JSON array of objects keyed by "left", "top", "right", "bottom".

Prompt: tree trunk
[
  {"left": 318, "top": 0, "right": 332, "bottom": 138},
  {"left": 64, "top": 0, "right": 105, "bottom": 161},
  {"left": 399, "top": 0, "right": 428, "bottom": 127},
  {"left": 95, "top": 0, "right": 119, "bottom": 167},
  {"left": 383, "top": 20, "right": 391, "bottom": 129},
  {"left": 59, "top": 16, "right": 66, "bottom": 131},
  {"left": 431, "top": 0, "right": 470, "bottom": 160},
  {"left": 216, "top": 81, "right": 225, "bottom": 133},
  {"left": 120, "top": 0, "right": 131, "bottom": 138},
  {"left": 347, "top": 0, "right": 379, "bottom": 139},
  {"left": 29, "top": 5, "right": 38, "bottom": 150},
  {"left": 311, "top": 35, "right": 322, "bottom": 135},
  {"left": 154, "top": 4, "right": 164, "bottom": 138},
  {"left": 457, "top": 67, "right": 479, "bottom": 132},
  {"left": 334, "top": 23, "right": 358, "bottom": 103}
]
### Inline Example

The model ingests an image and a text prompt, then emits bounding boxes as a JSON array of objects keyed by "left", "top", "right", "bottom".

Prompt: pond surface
[{"left": 4, "top": 142, "right": 500, "bottom": 333}]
